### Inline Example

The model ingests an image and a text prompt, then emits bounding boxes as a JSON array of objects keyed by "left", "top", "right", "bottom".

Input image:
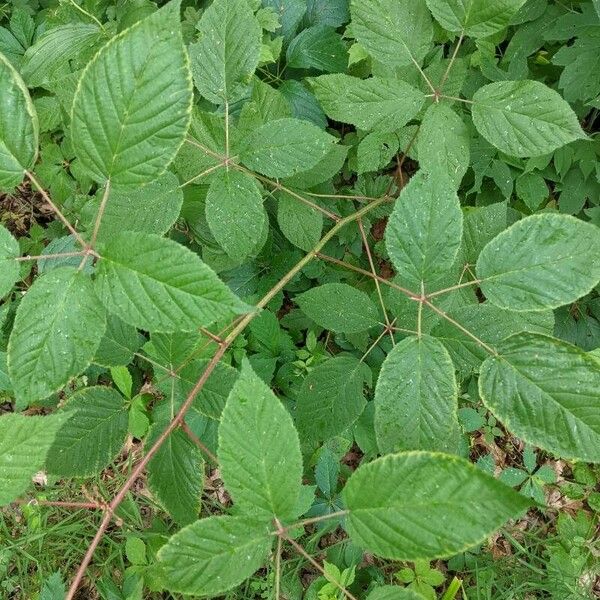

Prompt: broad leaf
[
  {"left": 296, "top": 355, "right": 369, "bottom": 441},
  {"left": 0, "top": 224, "right": 20, "bottom": 298},
  {"left": 189, "top": 0, "right": 261, "bottom": 104},
  {"left": 417, "top": 103, "right": 469, "bottom": 188},
  {"left": 480, "top": 333, "right": 600, "bottom": 462},
  {"left": 311, "top": 74, "right": 425, "bottom": 132},
  {"left": 71, "top": 1, "right": 192, "bottom": 185},
  {"left": 277, "top": 192, "right": 323, "bottom": 252},
  {"left": 431, "top": 304, "right": 554, "bottom": 375},
  {"left": 425, "top": 0, "right": 527, "bottom": 38},
  {"left": 477, "top": 214, "right": 600, "bottom": 311},
  {"left": 375, "top": 336, "right": 459, "bottom": 453},
  {"left": 350, "top": 0, "right": 433, "bottom": 67},
  {"left": 94, "top": 314, "right": 145, "bottom": 367},
  {"left": 296, "top": 283, "right": 380, "bottom": 333},
  {"left": 8, "top": 268, "right": 106, "bottom": 406},
  {"left": 158, "top": 516, "right": 272, "bottom": 596},
  {"left": 218, "top": 363, "right": 302, "bottom": 519},
  {"left": 472, "top": 80, "right": 585, "bottom": 157},
  {"left": 146, "top": 425, "right": 204, "bottom": 525},
  {"left": 46, "top": 387, "right": 128, "bottom": 477},
  {"left": 287, "top": 25, "right": 347, "bottom": 73},
  {"left": 343, "top": 451, "right": 531, "bottom": 559},
  {"left": 205, "top": 169, "right": 267, "bottom": 262},
  {"left": 21, "top": 24, "right": 104, "bottom": 87},
  {"left": 367, "top": 587, "right": 424, "bottom": 600},
  {"left": 88, "top": 172, "right": 183, "bottom": 242},
  {"left": 0, "top": 413, "right": 66, "bottom": 505},
  {"left": 239, "top": 117, "right": 336, "bottom": 178},
  {"left": 95, "top": 231, "right": 249, "bottom": 333},
  {"left": 0, "top": 51, "right": 38, "bottom": 189},
  {"left": 385, "top": 171, "right": 463, "bottom": 288}
]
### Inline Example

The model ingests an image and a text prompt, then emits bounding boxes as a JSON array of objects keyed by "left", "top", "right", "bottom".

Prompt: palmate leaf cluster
[{"left": 0, "top": 0, "right": 599, "bottom": 597}]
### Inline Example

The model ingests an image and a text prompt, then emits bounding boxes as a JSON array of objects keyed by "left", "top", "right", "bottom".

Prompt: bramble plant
[{"left": 0, "top": 0, "right": 599, "bottom": 598}]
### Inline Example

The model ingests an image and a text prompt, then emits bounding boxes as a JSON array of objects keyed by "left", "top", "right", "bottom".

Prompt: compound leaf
[
  {"left": 386, "top": 171, "right": 462, "bottom": 288},
  {"left": 311, "top": 74, "right": 424, "bottom": 132},
  {"left": 46, "top": 386, "right": 128, "bottom": 477},
  {"left": 480, "top": 333, "right": 600, "bottom": 463},
  {"left": 375, "top": 336, "right": 459, "bottom": 453},
  {"left": 296, "top": 355, "right": 369, "bottom": 441},
  {"left": 96, "top": 231, "right": 249, "bottom": 333},
  {"left": 343, "top": 451, "right": 531, "bottom": 559},
  {"left": 218, "top": 363, "right": 302, "bottom": 520},
  {"left": 0, "top": 51, "right": 38, "bottom": 190},
  {"left": 158, "top": 516, "right": 272, "bottom": 596},
  {"left": 350, "top": 0, "right": 433, "bottom": 67},
  {"left": 477, "top": 214, "right": 600, "bottom": 311},
  {"left": 296, "top": 283, "right": 380, "bottom": 333},
  {"left": 239, "top": 117, "right": 336, "bottom": 178},
  {"left": 0, "top": 413, "right": 67, "bottom": 505},
  {"left": 71, "top": 1, "right": 192, "bottom": 185},
  {"left": 146, "top": 425, "right": 204, "bottom": 526},
  {"left": 471, "top": 80, "right": 585, "bottom": 157},
  {"left": 189, "top": 0, "right": 261, "bottom": 104},
  {"left": 425, "top": 0, "right": 527, "bottom": 38},
  {"left": 8, "top": 268, "right": 106, "bottom": 406},
  {"left": 205, "top": 169, "right": 267, "bottom": 262},
  {"left": 0, "top": 224, "right": 20, "bottom": 298}
]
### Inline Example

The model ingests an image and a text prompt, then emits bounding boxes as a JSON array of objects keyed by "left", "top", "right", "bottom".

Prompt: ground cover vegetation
[{"left": 0, "top": 0, "right": 599, "bottom": 598}]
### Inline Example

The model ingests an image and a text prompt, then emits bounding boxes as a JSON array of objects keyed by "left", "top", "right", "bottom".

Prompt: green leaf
[
  {"left": 350, "top": 0, "right": 433, "bottom": 67},
  {"left": 311, "top": 74, "right": 425, "bottom": 132},
  {"left": 277, "top": 192, "right": 323, "bottom": 252},
  {"left": 367, "top": 586, "right": 424, "bottom": 600},
  {"left": 471, "top": 80, "right": 585, "bottom": 157},
  {"left": 94, "top": 314, "right": 144, "bottom": 368},
  {"left": 0, "top": 413, "right": 67, "bottom": 505},
  {"left": 515, "top": 172, "right": 548, "bottom": 211},
  {"left": 342, "top": 451, "right": 531, "bottom": 559},
  {"left": 46, "top": 387, "right": 128, "bottom": 477},
  {"left": 8, "top": 268, "right": 106, "bottom": 406},
  {"left": 205, "top": 169, "right": 267, "bottom": 262},
  {"left": 431, "top": 304, "right": 554, "bottom": 376},
  {"left": 95, "top": 231, "right": 249, "bottom": 333},
  {"left": 296, "top": 355, "right": 368, "bottom": 441},
  {"left": 146, "top": 425, "right": 204, "bottom": 525},
  {"left": 357, "top": 131, "right": 399, "bottom": 174},
  {"left": 158, "top": 515, "right": 272, "bottom": 596},
  {"left": 480, "top": 333, "right": 600, "bottom": 463},
  {"left": 89, "top": 172, "right": 183, "bottom": 242},
  {"left": 239, "top": 117, "right": 336, "bottom": 178},
  {"left": 0, "top": 224, "right": 20, "bottom": 298},
  {"left": 218, "top": 362, "right": 302, "bottom": 519},
  {"left": 417, "top": 103, "right": 469, "bottom": 188},
  {"left": 0, "top": 51, "right": 38, "bottom": 190},
  {"left": 385, "top": 172, "right": 463, "bottom": 288},
  {"left": 425, "top": 0, "right": 526, "bottom": 38},
  {"left": 375, "top": 336, "right": 459, "bottom": 453},
  {"left": 39, "top": 572, "right": 66, "bottom": 600},
  {"left": 21, "top": 24, "right": 104, "bottom": 88},
  {"left": 71, "top": 1, "right": 193, "bottom": 185},
  {"left": 476, "top": 214, "right": 600, "bottom": 311},
  {"left": 286, "top": 25, "right": 347, "bottom": 73},
  {"left": 189, "top": 0, "right": 261, "bottom": 104},
  {"left": 296, "top": 283, "right": 380, "bottom": 333}
]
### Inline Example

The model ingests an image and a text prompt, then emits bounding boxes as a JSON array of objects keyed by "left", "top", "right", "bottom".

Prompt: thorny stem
[
  {"left": 438, "top": 32, "right": 464, "bottom": 94},
  {"left": 67, "top": 0, "right": 106, "bottom": 32},
  {"left": 416, "top": 281, "right": 425, "bottom": 338},
  {"left": 426, "top": 278, "right": 481, "bottom": 299},
  {"left": 411, "top": 56, "right": 436, "bottom": 95},
  {"left": 80, "top": 180, "right": 111, "bottom": 270},
  {"left": 274, "top": 535, "right": 282, "bottom": 600},
  {"left": 180, "top": 421, "right": 218, "bottom": 464},
  {"left": 360, "top": 319, "right": 396, "bottom": 363},
  {"left": 67, "top": 195, "right": 391, "bottom": 599},
  {"left": 15, "top": 251, "right": 88, "bottom": 262},
  {"left": 25, "top": 171, "right": 88, "bottom": 249},
  {"left": 178, "top": 162, "right": 225, "bottom": 188},
  {"left": 358, "top": 218, "right": 394, "bottom": 346}
]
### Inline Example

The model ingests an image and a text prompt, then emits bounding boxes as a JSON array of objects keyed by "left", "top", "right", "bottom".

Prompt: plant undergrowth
[{"left": 0, "top": 0, "right": 599, "bottom": 599}]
